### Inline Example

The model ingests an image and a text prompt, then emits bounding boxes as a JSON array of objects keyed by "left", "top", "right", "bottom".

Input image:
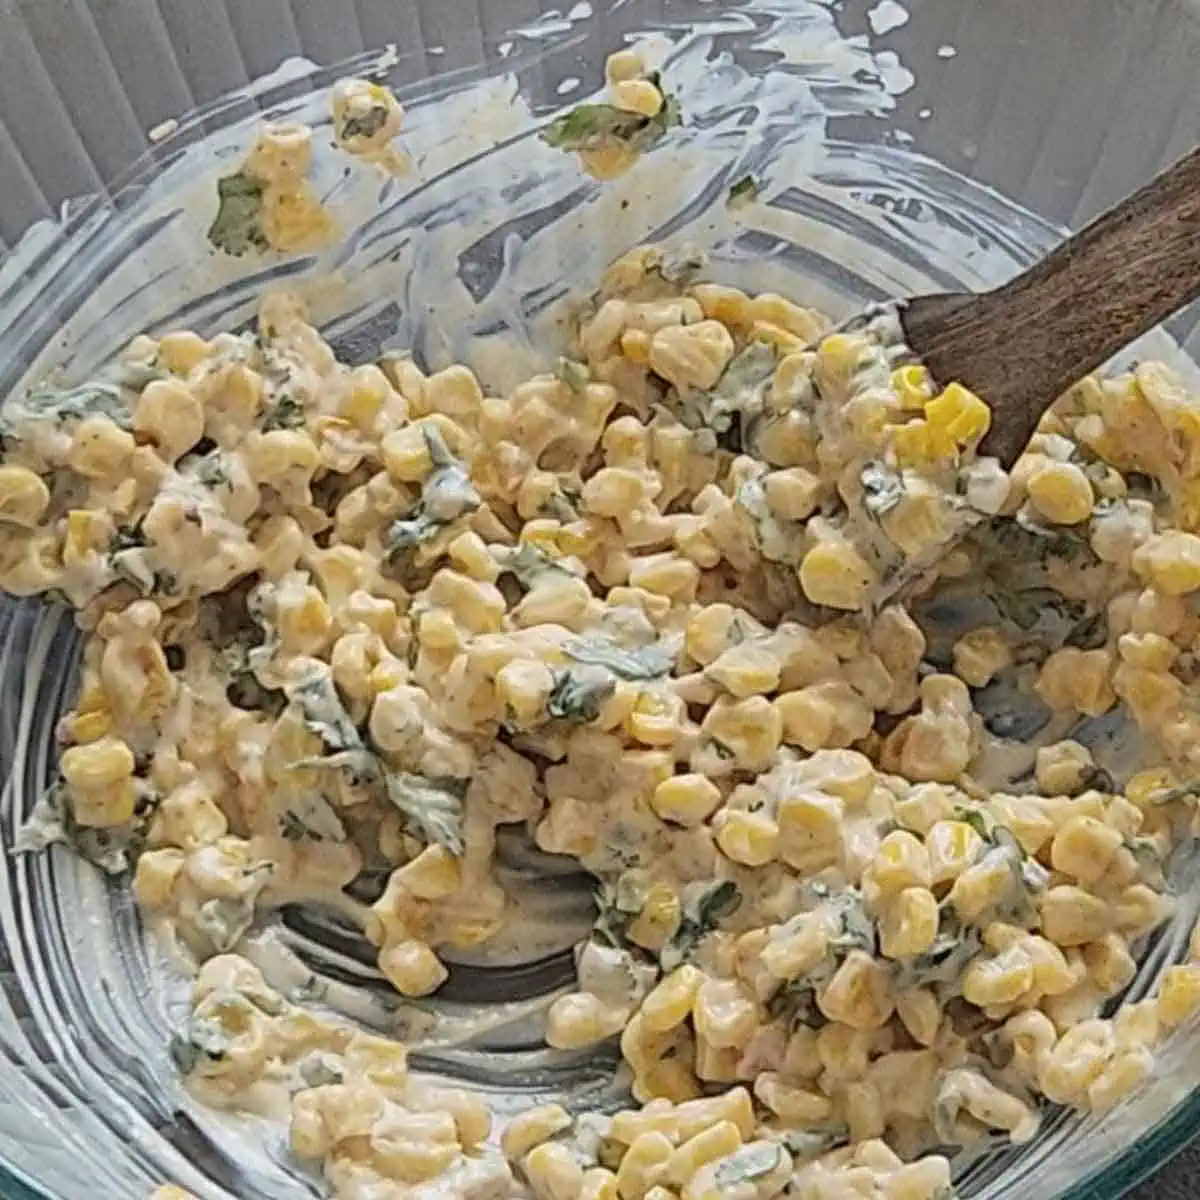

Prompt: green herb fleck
[
  {"left": 714, "top": 1143, "right": 784, "bottom": 1187},
  {"left": 681, "top": 341, "right": 776, "bottom": 438},
  {"left": 727, "top": 174, "right": 760, "bottom": 208},
  {"left": 542, "top": 77, "right": 681, "bottom": 155},
  {"left": 169, "top": 1015, "right": 230, "bottom": 1075},
  {"left": 261, "top": 395, "right": 306, "bottom": 431},
  {"left": 593, "top": 874, "right": 646, "bottom": 948},
  {"left": 563, "top": 637, "right": 676, "bottom": 681},
  {"left": 548, "top": 666, "right": 616, "bottom": 723},
  {"left": 556, "top": 357, "right": 591, "bottom": 392},
  {"left": 661, "top": 880, "right": 741, "bottom": 971},
  {"left": 892, "top": 913, "right": 982, "bottom": 992},
  {"left": 860, "top": 460, "right": 906, "bottom": 520},
  {"left": 781, "top": 1125, "right": 850, "bottom": 1160},
  {"left": 208, "top": 170, "right": 269, "bottom": 257},
  {"left": 384, "top": 772, "right": 467, "bottom": 855},
  {"left": 953, "top": 806, "right": 992, "bottom": 841},
  {"left": 340, "top": 106, "right": 389, "bottom": 141}
]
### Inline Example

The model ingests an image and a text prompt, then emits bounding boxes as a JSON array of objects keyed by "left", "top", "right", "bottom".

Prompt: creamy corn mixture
[{"left": 9, "top": 63, "right": 1200, "bottom": 1200}]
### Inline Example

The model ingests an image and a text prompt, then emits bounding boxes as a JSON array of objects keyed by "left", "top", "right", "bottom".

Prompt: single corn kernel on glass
[
  {"left": 378, "top": 938, "right": 448, "bottom": 997},
  {"left": 610, "top": 78, "right": 664, "bottom": 118}
]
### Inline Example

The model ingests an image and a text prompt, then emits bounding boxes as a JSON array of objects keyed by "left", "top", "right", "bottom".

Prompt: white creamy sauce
[{"left": 3, "top": 3, "right": 1200, "bottom": 1199}]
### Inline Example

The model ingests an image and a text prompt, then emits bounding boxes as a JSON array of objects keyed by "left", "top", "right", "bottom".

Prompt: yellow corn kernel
[
  {"left": 675, "top": 1088, "right": 755, "bottom": 1142},
  {"left": 1133, "top": 531, "right": 1200, "bottom": 595},
  {"left": 525, "top": 1141, "right": 585, "bottom": 1200},
  {"left": 753, "top": 1072, "right": 833, "bottom": 1124},
  {"left": 713, "top": 808, "right": 779, "bottom": 867},
  {"left": 750, "top": 293, "right": 825, "bottom": 341},
  {"left": 749, "top": 320, "right": 805, "bottom": 355},
  {"left": 643, "top": 965, "right": 705, "bottom": 1033},
  {"left": 547, "top": 991, "right": 627, "bottom": 1049},
  {"left": 620, "top": 328, "right": 653, "bottom": 366},
  {"left": 134, "top": 847, "right": 185, "bottom": 910},
  {"left": 889, "top": 418, "right": 956, "bottom": 467},
  {"left": 380, "top": 423, "right": 434, "bottom": 481},
  {"left": 891, "top": 363, "right": 934, "bottom": 411},
  {"left": 878, "top": 886, "right": 939, "bottom": 958},
  {"left": 501, "top": 1104, "right": 573, "bottom": 1162},
  {"left": 69, "top": 709, "right": 112, "bottom": 743},
  {"left": 925, "top": 819, "right": 984, "bottom": 886},
  {"left": 1049, "top": 816, "right": 1123, "bottom": 886},
  {"left": 580, "top": 1168, "right": 621, "bottom": 1200},
  {"left": 952, "top": 627, "right": 1011, "bottom": 688},
  {"left": 627, "top": 883, "right": 682, "bottom": 952},
  {"left": 692, "top": 977, "right": 759, "bottom": 1049},
  {"left": 157, "top": 330, "right": 210, "bottom": 374},
  {"left": 651, "top": 774, "right": 722, "bottom": 827},
  {"left": 60, "top": 735, "right": 135, "bottom": 792},
  {"left": 150, "top": 1189, "right": 198, "bottom": 1200},
  {"left": 690, "top": 283, "right": 752, "bottom": 329},
  {"left": 924, "top": 381, "right": 991, "bottom": 444},
  {"left": 378, "top": 939, "right": 447, "bottom": 997},
  {"left": 895, "top": 987, "right": 940, "bottom": 1047},
  {"left": 706, "top": 643, "right": 782, "bottom": 697},
  {"left": 0, "top": 465, "right": 50, "bottom": 527},
  {"left": 816, "top": 951, "right": 895, "bottom": 1031},
  {"left": 1040, "top": 885, "right": 1112, "bottom": 947},
  {"left": 611, "top": 78, "right": 664, "bottom": 118},
  {"left": 798, "top": 539, "right": 876, "bottom": 611},
  {"left": 1026, "top": 461, "right": 1094, "bottom": 525},
  {"left": 665, "top": 1121, "right": 742, "bottom": 1187},
  {"left": 1157, "top": 965, "right": 1200, "bottom": 1027},
  {"left": 948, "top": 854, "right": 1017, "bottom": 923},
  {"left": 615, "top": 1132, "right": 673, "bottom": 1200},
  {"left": 395, "top": 845, "right": 461, "bottom": 900},
  {"left": 961, "top": 945, "right": 1035, "bottom": 1007},
  {"left": 635, "top": 1057, "right": 702, "bottom": 1105},
  {"left": 648, "top": 321, "right": 735, "bottom": 391},
  {"left": 814, "top": 332, "right": 866, "bottom": 386},
  {"left": 340, "top": 364, "right": 392, "bottom": 428},
  {"left": 869, "top": 830, "right": 932, "bottom": 893},
  {"left": 70, "top": 778, "right": 138, "bottom": 828},
  {"left": 763, "top": 466, "right": 822, "bottom": 521},
  {"left": 605, "top": 49, "right": 645, "bottom": 84}
]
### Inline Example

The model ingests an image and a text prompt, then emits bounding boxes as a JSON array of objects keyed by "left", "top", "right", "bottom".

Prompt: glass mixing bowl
[{"left": 1, "top": 1, "right": 1199, "bottom": 1198}]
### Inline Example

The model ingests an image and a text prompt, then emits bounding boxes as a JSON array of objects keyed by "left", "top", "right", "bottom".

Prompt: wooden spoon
[{"left": 899, "top": 144, "right": 1200, "bottom": 468}]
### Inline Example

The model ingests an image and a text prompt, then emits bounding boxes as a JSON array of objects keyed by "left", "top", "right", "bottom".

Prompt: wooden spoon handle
[{"left": 903, "top": 144, "right": 1200, "bottom": 466}]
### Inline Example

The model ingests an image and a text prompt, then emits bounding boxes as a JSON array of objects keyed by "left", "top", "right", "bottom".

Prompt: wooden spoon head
[{"left": 899, "top": 292, "right": 1046, "bottom": 469}]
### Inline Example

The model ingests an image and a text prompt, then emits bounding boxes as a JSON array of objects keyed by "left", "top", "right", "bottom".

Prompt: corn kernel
[
  {"left": 924, "top": 381, "right": 991, "bottom": 444},
  {"left": 713, "top": 808, "right": 779, "bottom": 867},
  {"left": 1157, "top": 965, "right": 1200, "bottom": 1027},
  {"left": 643, "top": 965, "right": 705, "bottom": 1032},
  {"left": 798, "top": 539, "right": 876, "bottom": 611},
  {"left": 1026, "top": 461, "right": 1094, "bottom": 525},
  {"left": 891, "top": 363, "right": 934, "bottom": 410}
]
